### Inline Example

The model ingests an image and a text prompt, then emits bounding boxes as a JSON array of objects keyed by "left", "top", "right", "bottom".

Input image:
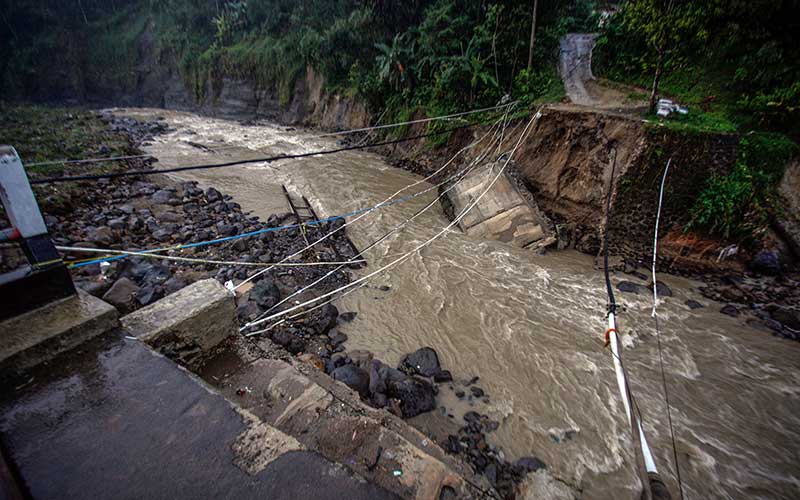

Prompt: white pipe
[
  {"left": 652, "top": 159, "right": 671, "bottom": 317},
  {"left": 608, "top": 312, "right": 658, "bottom": 473}
]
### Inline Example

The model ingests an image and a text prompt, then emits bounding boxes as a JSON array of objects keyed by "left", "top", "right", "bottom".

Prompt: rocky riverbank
[{"left": 6, "top": 110, "right": 544, "bottom": 498}]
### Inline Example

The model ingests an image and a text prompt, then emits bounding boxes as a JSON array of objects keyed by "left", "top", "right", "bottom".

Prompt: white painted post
[{"left": 0, "top": 146, "right": 59, "bottom": 265}]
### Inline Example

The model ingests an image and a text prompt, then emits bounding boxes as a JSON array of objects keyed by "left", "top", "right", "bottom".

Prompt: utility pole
[{"left": 527, "top": 0, "right": 538, "bottom": 71}]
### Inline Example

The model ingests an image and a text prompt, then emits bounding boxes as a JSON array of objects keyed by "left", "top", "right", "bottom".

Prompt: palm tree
[{"left": 375, "top": 33, "right": 411, "bottom": 90}]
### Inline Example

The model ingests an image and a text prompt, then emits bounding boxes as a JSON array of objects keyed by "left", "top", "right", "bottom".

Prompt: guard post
[{"left": 0, "top": 146, "right": 75, "bottom": 321}]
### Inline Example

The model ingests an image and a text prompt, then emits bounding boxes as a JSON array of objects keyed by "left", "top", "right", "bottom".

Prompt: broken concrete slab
[
  {"left": 444, "top": 162, "right": 554, "bottom": 249},
  {"left": 448, "top": 165, "right": 528, "bottom": 229},
  {"left": 0, "top": 333, "right": 399, "bottom": 500},
  {"left": 465, "top": 204, "right": 545, "bottom": 247},
  {"left": 216, "top": 357, "right": 493, "bottom": 499},
  {"left": 0, "top": 290, "right": 118, "bottom": 371},
  {"left": 121, "top": 278, "right": 235, "bottom": 367}
]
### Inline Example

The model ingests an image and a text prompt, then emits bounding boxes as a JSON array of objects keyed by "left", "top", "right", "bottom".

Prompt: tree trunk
[
  {"left": 527, "top": 0, "right": 538, "bottom": 71},
  {"left": 650, "top": 0, "right": 675, "bottom": 114},
  {"left": 648, "top": 43, "right": 666, "bottom": 114}
]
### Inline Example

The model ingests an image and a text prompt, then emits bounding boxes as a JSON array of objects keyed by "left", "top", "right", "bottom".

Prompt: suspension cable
[
  {"left": 26, "top": 154, "right": 155, "bottom": 168},
  {"left": 57, "top": 246, "right": 365, "bottom": 268},
  {"left": 243, "top": 106, "right": 518, "bottom": 330},
  {"left": 602, "top": 148, "right": 660, "bottom": 500},
  {"left": 232, "top": 109, "right": 514, "bottom": 292},
  {"left": 242, "top": 109, "right": 540, "bottom": 332},
  {"left": 308, "top": 102, "right": 516, "bottom": 138},
  {"left": 28, "top": 118, "right": 500, "bottom": 185}
]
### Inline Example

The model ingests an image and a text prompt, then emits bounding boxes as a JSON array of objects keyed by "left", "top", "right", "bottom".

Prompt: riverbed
[{"left": 117, "top": 108, "right": 800, "bottom": 500}]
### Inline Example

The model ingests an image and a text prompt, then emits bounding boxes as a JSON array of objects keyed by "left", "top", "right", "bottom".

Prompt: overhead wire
[
  {"left": 242, "top": 105, "right": 518, "bottom": 330},
  {"left": 26, "top": 153, "right": 155, "bottom": 167},
  {"left": 308, "top": 101, "right": 517, "bottom": 138},
  {"left": 56, "top": 246, "right": 365, "bottom": 268},
  {"left": 232, "top": 108, "right": 515, "bottom": 292},
  {"left": 29, "top": 122, "right": 485, "bottom": 184},
  {"left": 242, "top": 109, "right": 540, "bottom": 333},
  {"left": 63, "top": 178, "right": 447, "bottom": 269},
  {"left": 60, "top": 107, "right": 513, "bottom": 271},
  {"left": 26, "top": 103, "right": 515, "bottom": 181},
  {"left": 602, "top": 148, "right": 660, "bottom": 500}
]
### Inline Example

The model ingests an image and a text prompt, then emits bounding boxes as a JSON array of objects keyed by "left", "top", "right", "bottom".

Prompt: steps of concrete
[
  {"left": 211, "top": 354, "right": 494, "bottom": 499},
  {"left": 0, "top": 291, "right": 118, "bottom": 371}
]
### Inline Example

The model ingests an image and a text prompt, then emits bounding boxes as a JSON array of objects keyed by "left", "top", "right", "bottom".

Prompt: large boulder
[
  {"left": 123, "top": 258, "right": 171, "bottom": 284},
  {"left": 750, "top": 249, "right": 782, "bottom": 275},
  {"left": 616, "top": 281, "right": 646, "bottom": 295},
  {"left": 332, "top": 364, "right": 370, "bottom": 397},
  {"left": 250, "top": 278, "right": 280, "bottom": 309},
  {"left": 305, "top": 304, "right": 339, "bottom": 335},
  {"left": 102, "top": 277, "right": 139, "bottom": 314},
  {"left": 771, "top": 307, "right": 800, "bottom": 331},
  {"left": 205, "top": 187, "right": 223, "bottom": 203},
  {"left": 85, "top": 226, "right": 115, "bottom": 246},
  {"left": 386, "top": 376, "right": 436, "bottom": 418},
  {"left": 368, "top": 360, "right": 406, "bottom": 396},
  {"left": 399, "top": 347, "right": 442, "bottom": 378}
]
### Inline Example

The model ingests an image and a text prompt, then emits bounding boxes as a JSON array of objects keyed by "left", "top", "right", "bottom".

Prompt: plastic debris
[
  {"left": 392, "top": 470, "right": 403, "bottom": 477},
  {"left": 656, "top": 99, "right": 689, "bottom": 118}
]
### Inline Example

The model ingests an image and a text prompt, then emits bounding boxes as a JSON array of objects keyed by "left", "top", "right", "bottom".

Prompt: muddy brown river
[{"left": 118, "top": 108, "right": 800, "bottom": 500}]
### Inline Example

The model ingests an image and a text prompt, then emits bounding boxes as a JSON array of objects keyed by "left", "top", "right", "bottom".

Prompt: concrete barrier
[{"left": 121, "top": 278, "right": 236, "bottom": 367}]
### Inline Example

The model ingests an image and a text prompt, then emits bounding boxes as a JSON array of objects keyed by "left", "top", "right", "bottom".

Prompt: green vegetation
[
  {"left": 688, "top": 133, "right": 798, "bottom": 241},
  {"left": 2, "top": 1, "right": 798, "bottom": 244},
  {"left": 595, "top": 0, "right": 800, "bottom": 136},
  {"left": 0, "top": 106, "right": 139, "bottom": 217},
  {"left": 1, "top": 1, "right": 594, "bottom": 119},
  {"left": 593, "top": 1, "right": 799, "bottom": 242},
  {"left": 0, "top": 106, "right": 131, "bottom": 174}
]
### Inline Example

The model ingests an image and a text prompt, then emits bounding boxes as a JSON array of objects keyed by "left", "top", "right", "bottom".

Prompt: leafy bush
[{"left": 689, "top": 133, "right": 798, "bottom": 240}]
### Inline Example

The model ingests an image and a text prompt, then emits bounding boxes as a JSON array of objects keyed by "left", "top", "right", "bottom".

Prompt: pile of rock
[
  {"left": 445, "top": 410, "right": 546, "bottom": 498},
  {"left": 99, "top": 113, "right": 171, "bottom": 146},
  {"left": 697, "top": 273, "right": 800, "bottom": 341},
  {"left": 48, "top": 175, "right": 357, "bottom": 318}
]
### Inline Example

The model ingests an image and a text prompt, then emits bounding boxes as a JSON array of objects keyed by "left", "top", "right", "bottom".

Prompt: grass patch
[
  {"left": 0, "top": 105, "right": 144, "bottom": 216},
  {"left": 0, "top": 106, "right": 132, "bottom": 174}
]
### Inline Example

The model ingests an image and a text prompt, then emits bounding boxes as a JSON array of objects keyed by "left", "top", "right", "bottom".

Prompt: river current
[{"left": 119, "top": 108, "right": 800, "bottom": 500}]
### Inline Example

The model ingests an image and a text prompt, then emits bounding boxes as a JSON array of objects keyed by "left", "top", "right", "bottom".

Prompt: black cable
[
  {"left": 603, "top": 148, "right": 618, "bottom": 315},
  {"left": 651, "top": 161, "right": 686, "bottom": 500},
  {"left": 30, "top": 119, "right": 497, "bottom": 185},
  {"left": 653, "top": 313, "right": 686, "bottom": 500}
]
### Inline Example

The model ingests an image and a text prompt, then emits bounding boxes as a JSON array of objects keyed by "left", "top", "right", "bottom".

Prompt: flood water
[{"left": 119, "top": 108, "right": 800, "bottom": 500}]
